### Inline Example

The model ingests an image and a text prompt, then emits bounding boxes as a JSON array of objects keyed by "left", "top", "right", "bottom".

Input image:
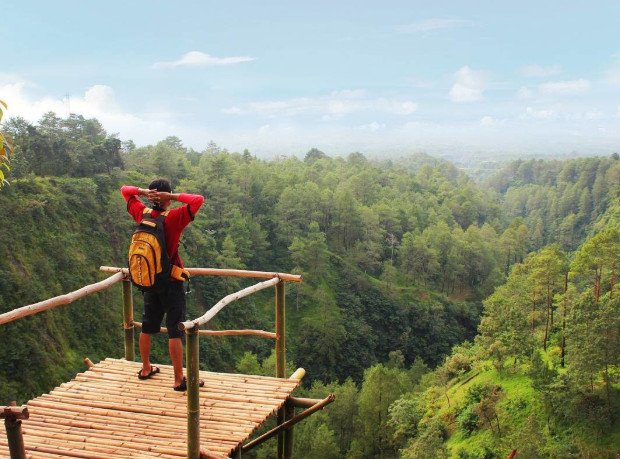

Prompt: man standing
[{"left": 121, "top": 179, "right": 204, "bottom": 391}]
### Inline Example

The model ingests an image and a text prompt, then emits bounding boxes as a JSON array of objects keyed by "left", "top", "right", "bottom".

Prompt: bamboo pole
[
  {"left": 100, "top": 266, "right": 302, "bottom": 283},
  {"left": 186, "top": 325, "right": 200, "bottom": 459},
  {"left": 179, "top": 277, "right": 280, "bottom": 331},
  {"left": 241, "top": 395, "right": 335, "bottom": 453},
  {"left": 0, "top": 272, "right": 124, "bottom": 326},
  {"left": 1, "top": 403, "right": 29, "bottom": 459},
  {"left": 197, "top": 329, "right": 277, "bottom": 339},
  {"left": 288, "top": 368, "right": 305, "bottom": 381},
  {"left": 83, "top": 358, "right": 94, "bottom": 369},
  {"left": 122, "top": 280, "right": 135, "bottom": 361},
  {"left": 131, "top": 322, "right": 277, "bottom": 340},
  {"left": 283, "top": 400, "right": 295, "bottom": 459},
  {"left": 288, "top": 397, "right": 326, "bottom": 409},
  {"left": 275, "top": 281, "right": 285, "bottom": 459}
]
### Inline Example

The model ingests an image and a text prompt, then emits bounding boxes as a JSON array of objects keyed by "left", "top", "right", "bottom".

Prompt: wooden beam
[
  {"left": 2, "top": 403, "right": 28, "bottom": 459},
  {"left": 288, "top": 397, "right": 325, "bottom": 409},
  {"left": 241, "top": 395, "right": 336, "bottom": 453},
  {"left": 0, "top": 272, "right": 124, "bottom": 326},
  {"left": 122, "top": 280, "right": 135, "bottom": 361},
  {"left": 180, "top": 277, "right": 280, "bottom": 331},
  {"left": 186, "top": 326, "right": 200, "bottom": 459},
  {"left": 132, "top": 321, "right": 277, "bottom": 339},
  {"left": 0, "top": 405, "right": 28, "bottom": 421},
  {"left": 100, "top": 266, "right": 302, "bottom": 283},
  {"left": 275, "top": 282, "right": 286, "bottom": 459},
  {"left": 284, "top": 401, "right": 295, "bottom": 459}
]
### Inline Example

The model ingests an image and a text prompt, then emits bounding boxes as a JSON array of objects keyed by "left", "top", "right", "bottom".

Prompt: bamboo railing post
[
  {"left": 283, "top": 400, "right": 295, "bottom": 459},
  {"left": 2, "top": 403, "right": 29, "bottom": 459},
  {"left": 122, "top": 279, "right": 135, "bottom": 361},
  {"left": 275, "top": 281, "right": 285, "bottom": 459},
  {"left": 186, "top": 325, "right": 201, "bottom": 459}
]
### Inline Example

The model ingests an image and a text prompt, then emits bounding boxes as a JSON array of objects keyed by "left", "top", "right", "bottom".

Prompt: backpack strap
[{"left": 143, "top": 208, "right": 170, "bottom": 217}]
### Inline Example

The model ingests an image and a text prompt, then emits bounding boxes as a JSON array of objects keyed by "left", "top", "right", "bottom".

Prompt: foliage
[
  {"left": 0, "top": 100, "right": 13, "bottom": 188},
  {"left": 1, "top": 113, "right": 619, "bottom": 457}
]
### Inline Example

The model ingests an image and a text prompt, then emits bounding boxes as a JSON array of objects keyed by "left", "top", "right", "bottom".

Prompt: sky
[{"left": 2, "top": 1, "right": 620, "bottom": 158}]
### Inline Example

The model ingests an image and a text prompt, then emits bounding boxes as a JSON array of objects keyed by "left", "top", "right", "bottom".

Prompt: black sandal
[
  {"left": 173, "top": 377, "right": 205, "bottom": 391},
  {"left": 137, "top": 365, "right": 160, "bottom": 380}
]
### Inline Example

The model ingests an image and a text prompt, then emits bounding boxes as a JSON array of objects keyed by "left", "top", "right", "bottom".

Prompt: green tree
[
  {"left": 0, "top": 100, "right": 13, "bottom": 188},
  {"left": 289, "top": 221, "right": 330, "bottom": 283},
  {"left": 567, "top": 293, "right": 620, "bottom": 418},
  {"left": 571, "top": 227, "right": 619, "bottom": 303},
  {"left": 294, "top": 415, "right": 340, "bottom": 459},
  {"left": 353, "top": 364, "right": 412, "bottom": 458},
  {"left": 478, "top": 263, "right": 535, "bottom": 368},
  {"left": 528, "top": 244, "right": 568, "bottom": 350}
]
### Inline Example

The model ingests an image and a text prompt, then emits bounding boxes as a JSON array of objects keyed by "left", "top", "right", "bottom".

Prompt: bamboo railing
[
  {"left": 0, "top": 264, "right": 321, "bottom": 459},
  {"left": 102, "top": 265, "right": 304, "bottom": 459}
]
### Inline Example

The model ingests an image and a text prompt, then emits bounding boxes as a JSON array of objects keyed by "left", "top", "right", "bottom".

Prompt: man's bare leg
[
  {"left": 169, "top": 337, "right": 184, "bottom": 387},
  {"left": 139, "top": 332, "right": 153, "bottom": 377}
]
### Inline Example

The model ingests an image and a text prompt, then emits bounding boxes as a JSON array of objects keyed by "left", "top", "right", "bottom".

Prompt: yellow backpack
[{"left": 128, "top": 208, "right": 171, "bottom": 290}]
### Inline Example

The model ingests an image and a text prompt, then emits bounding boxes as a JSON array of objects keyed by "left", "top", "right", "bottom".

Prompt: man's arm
[
  {"left": 121, "top": 185, "right": 158, "bottom": 202},
  {"left": 120, "top": 185, "right": 152, "bottom": 222},
  {"left": 151, "top": 191, "right": 204, "bottom": 219}
]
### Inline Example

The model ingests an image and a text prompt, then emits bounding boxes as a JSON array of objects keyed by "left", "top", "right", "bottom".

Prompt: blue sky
[{"left": 2, "top": 1, "right": 620, "bottom": 157}]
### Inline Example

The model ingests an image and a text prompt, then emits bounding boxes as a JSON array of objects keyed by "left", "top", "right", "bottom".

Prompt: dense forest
[{"left": 0, "top": 113, "right": 618, "bottom": 458}]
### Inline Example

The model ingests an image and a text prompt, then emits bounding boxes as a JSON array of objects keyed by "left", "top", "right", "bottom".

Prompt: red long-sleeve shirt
[{"left": 121, "top": 186, "right": 204, "bottom": 268}]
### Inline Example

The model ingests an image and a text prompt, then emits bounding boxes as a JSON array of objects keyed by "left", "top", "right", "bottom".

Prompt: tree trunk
[
  {"left": 594, "top": 269, "right": 601, "bottom": 304},
  {"left": 610, "top": 265, "right": 615, "bottom": 299},
  {"left": 560, "top": 272, "right": 568, "bottom": 367},
  {"left": 531, "top": 293, "right": 536, "bottom": 331},
  {"left": 543, "top": 285, "right": 551, "bottom": 350}
]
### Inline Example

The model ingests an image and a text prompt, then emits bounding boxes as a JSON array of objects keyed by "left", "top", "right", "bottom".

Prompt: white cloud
[
  {"left": 605, "top": 68, "right": 620, "bottom": 87},
  {"left": 449, "top": 66, "right": 488, "bottom": 103},
  {"left": 480, "top": 116, "right": 496, "bottom": 126},
  {"left": 396, "top": 18, "right": 473, "bottom": 33},
  {"left": 152, "top": 51, "right": 255, "bottom": 69},
  {"left": 0, "top": 75, "right": 189, "bottom": 145},
  {"left": 517, "top": 86, "right": 533, "bottom": 99},
  {"left": 539, "top": 79, "right": 591, "bottom": 95},
  {"left": 358, "top": 121, "right": 386, "bottom": 132},
  {"left": 525, "top": 106, "right": 555, "bottom": 119},
  {"left": 520, "top": 64, "right": 562, "bottom": 77},
  {"left": 583, "top": 110, "right": 603, "bottom": 120},
  {"left": 223, "top": 90, "right": 417, "bottom": 118},
  {"left": 0, "top": 77, "right": 130, "bottom": 122}
]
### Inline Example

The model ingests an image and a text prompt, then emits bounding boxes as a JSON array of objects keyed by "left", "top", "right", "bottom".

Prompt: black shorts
[{"left": 142, "top": 282, "right": 186, "bottom": 339}]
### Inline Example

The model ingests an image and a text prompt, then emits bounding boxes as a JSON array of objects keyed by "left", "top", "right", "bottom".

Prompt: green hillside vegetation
[
  {"left": 387, "top": 213, "right": 619, "bottom": 458},
  {"left": 0, "top": 112, "right": 618, "bottom": 457}
]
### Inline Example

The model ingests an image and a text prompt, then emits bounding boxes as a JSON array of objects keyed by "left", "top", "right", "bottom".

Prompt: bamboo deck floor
[{"left": 0, "top": 358, "right": 300, "bottom": 458}]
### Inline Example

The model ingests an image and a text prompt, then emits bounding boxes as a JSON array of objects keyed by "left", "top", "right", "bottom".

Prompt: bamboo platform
[{"left": 0, "top": 358, "right": 301, "bottom": 459}]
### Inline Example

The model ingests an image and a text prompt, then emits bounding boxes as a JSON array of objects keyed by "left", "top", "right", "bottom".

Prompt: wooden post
[
  {"left": 275, "top": 281, "right": 285, "bottom": 459},
  {"left": 186, "top": 325, "right": 200, "bottom": 459},
  {"left": 2, "top": 403, "right": 29, "bottom": 459},
  {"left": 283, "top": 400, "right": 295, "bottom": 459},
  {"left": 122, "top": 280, "right": 135, "bottom": 361}
]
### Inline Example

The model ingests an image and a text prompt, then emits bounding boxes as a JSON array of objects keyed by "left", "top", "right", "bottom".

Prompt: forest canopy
[{"left": 1, "top": 112, "right": 618, "bottom": 458}]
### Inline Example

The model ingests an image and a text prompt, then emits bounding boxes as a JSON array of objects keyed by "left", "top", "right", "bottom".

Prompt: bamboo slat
[
  {"left": 0, "top": 272, "right": 124, "bottom": 325},
  {"left": 1, "top": 358, "right": 301, "bottom": 458}
]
